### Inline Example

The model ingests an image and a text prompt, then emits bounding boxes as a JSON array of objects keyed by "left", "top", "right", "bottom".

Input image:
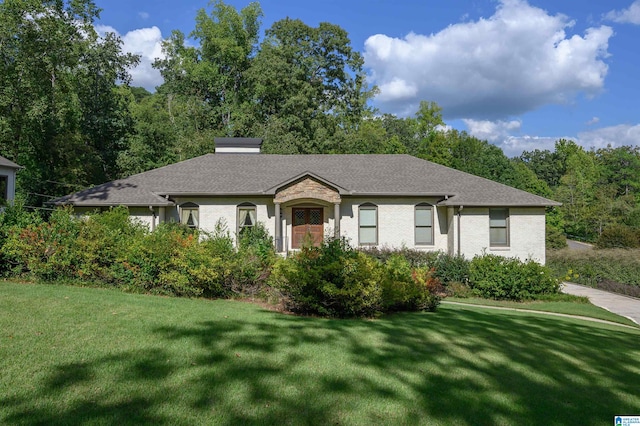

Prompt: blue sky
[{"left": 93, "top": 0, "right": 640, "bottom": 157}]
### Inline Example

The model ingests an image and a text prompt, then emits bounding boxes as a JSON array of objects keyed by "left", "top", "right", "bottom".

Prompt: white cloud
[
  {"left": 605, "top": 1, "right": 640, "bottom": 24},
  {"left": 586, "top": 116, "right": 600, "bottom": 125},
  {"left": 577, "top": 124, "right": 640, "bottom": 150},
  {"left": 364, "top": 0, "right": 613, "bottom": 119},
  {"left": 96, "top": 25, "right": 165, "bottom": 91},
  {"left": 500, "top": 135, "right": 560, "bottom": 157},
  {"left": 139, "top": 12, "right": 150, "bottom": 20},
  {"left": 474, "top": 122, "right": 640, "bottom": 157},
  {"left": 463, "top": 119, "right": 521, "bottom": 142}
]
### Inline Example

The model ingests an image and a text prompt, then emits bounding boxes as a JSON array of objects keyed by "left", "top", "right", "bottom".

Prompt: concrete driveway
[
  {"left": 566, "top": 240, "right": 593, "bottom": 251},
  {"left": 562, "top": 282, "right": 640, "bottom": 325}
]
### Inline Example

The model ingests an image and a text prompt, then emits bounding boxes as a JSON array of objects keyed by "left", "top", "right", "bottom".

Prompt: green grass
[
  {"left": 1, "top": 282, "right": 639, "bottom": 426},
  {"left": 445, "top": 296, "right": 639, "bottom": 327}
]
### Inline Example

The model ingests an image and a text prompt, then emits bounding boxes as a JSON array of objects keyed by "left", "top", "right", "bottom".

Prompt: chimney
[{"left": 214, "top": 137, "right": 263, "bottom": 154}]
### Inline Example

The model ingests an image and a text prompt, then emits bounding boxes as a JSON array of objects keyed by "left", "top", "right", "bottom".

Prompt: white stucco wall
[
  {"left": 339, "top": 197, "right": 449, "bottom": 252},
  {"left": 74, "top": 199, "right": 548, "bottom": 263},
  {"left": 458, "top": 207, "right": 546, "bottom": 264},
  {"left": 168, "top": 197, "right": 276, "bottom": 245},
  {"left": 0, "top": 165, "right": 17, "bottom": 202}
]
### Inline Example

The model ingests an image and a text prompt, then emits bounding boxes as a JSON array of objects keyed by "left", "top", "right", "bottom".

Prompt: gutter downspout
[{"left": 457, "top": 205, "right": 464, "bottom": 257}]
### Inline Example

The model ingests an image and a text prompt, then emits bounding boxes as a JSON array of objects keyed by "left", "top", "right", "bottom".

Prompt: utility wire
[
  {"left": 27, "top": 192, "right": 57, "bottom": 199},
  {"left": 24, "top": 205, "right": 56, "bottom": 211},
  {"left": 42, "top": 180, "right": 85, "bottom": 189}
]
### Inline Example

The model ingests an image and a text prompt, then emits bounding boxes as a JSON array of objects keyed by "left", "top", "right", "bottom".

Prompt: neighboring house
[
  {"left": 0, "top": 155, "right": 21, "bottom": 205},
  {"left": 51, "top": 138, "right": 561, "bottom": 264}
]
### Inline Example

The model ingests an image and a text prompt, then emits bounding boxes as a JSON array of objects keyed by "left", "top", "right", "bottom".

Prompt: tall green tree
[
  {"left": 596, "top": 145, "right": 640, "bottom": 197},
  {"left": 0, "top": 0, "right": 138, "bottom": 205},
  {"left": 117, "top": 89, "right": 178, "bottom": 176},
  {"left": 554, "top": 146, "right": 600, "bottom": 238},
  {"left": 154, "top": 0, "right": 263, "bottom": 150},
  {"left": 248, "top": 18, "right": 375, "bottom": 153}
]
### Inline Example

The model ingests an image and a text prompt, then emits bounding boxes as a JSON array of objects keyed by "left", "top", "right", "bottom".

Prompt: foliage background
[{"left": 1, "top": 0, "right": 639, "bottom": 245}]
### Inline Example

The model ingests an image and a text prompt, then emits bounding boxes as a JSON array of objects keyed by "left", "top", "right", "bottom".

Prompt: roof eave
[
  {"left": 163, "top": 192, "right": 270, "bottom": 197},
  {"left": 437, "top": 201, "right": 562, "bottom": 207},
  {"left": 49, "top": 201, "right": 175, "bottom": 207}
]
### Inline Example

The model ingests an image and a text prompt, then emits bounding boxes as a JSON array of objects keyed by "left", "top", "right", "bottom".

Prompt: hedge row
[
  {"left": 1, "top": 206, "right": 561, "bottom": 317},
  {"left": 1, "top": 206, "right": 274, "bottom": 298}
]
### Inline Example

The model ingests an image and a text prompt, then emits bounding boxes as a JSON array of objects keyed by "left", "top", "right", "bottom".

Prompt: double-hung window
[
  {"left": 237, "top": 203, "right": 257, "bottom": 235},
  {"left": 489, "top": 208, "right": 509, "bottom": 247},
  {"left": 180, "top": 202, "right": 199, "bottom": 229},
  {"left": 415, "top": 204, "right": 434, "bottom": 245},
  {"left": 359, "top": 203, "right": 378, "bottom": 245}
]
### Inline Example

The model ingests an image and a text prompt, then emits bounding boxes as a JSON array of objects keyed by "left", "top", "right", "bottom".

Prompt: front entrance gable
[{"left": 274, "top": 175, "right": 341, "bottom": 205}]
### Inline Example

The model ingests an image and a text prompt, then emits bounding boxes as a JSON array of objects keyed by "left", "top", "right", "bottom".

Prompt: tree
[
  {"left": 117, "top": 90, "right": 178, "bottom": 176},
  {"left": 519, "top": 148, "right": 563, "bottom": 188},
  {"left": 554, "top": 147, "right": 600, "bottom": 239},
  {"left": 596, "top": 145, "right": 640, "bottom": 197},
  {"left": 153, "top": 1, "right": 263, "bottom": 148},
  {"left": 248, "top": 18, "right": 375, "bottom": 153},
  {"left": 415, "top": 101, "right": 444, "bottom": 139},
  {"left": 0, "top": 0, "right": 138, "bottom": 205}
]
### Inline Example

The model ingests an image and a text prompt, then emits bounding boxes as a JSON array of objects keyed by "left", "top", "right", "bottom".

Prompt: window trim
[
  {"left": 415, "top": 203, "right": 434, "bottom": 245},
  {"left": 237, "top": 202, "right": 257, "bottom": 235},
  {"left": 358, "top": 203, "right": 378, "bottom": 246},
  {"left": 180, "top": 202, "right": 199, "bottom": 229},
  {"left": 489, "top": 208, "right": 510, "bottom": 247}
]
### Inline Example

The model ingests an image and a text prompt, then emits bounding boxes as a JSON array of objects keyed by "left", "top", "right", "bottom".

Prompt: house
[
  {"left": 51, "top": 138, "right": 561, "bottom": 264},
  {"left": 0, "top": 155, "right": 21, "bottom": 205}
]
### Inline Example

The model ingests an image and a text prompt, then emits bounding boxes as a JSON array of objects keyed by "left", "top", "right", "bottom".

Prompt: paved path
[
  {"left": 561, "top": 282, "right": 640, "bottom": 325},
  {"left": 567, "top": 239, "right": 593, "bottom": 251},
  {"left": 442, "top": 301, "right": 638, "bottom": 329}
]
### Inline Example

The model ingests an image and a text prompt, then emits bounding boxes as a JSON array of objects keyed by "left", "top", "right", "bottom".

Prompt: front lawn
[{"left": 1, "top": 282, "right": 639, "bottom": 425}]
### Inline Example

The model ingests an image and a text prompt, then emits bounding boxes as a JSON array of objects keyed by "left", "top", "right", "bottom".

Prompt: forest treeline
[{"left": 1, "top": 0, "right": 639, "bottom": 244}]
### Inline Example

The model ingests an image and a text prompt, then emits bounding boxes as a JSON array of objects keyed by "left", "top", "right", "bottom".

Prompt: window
[
  {"left": 359, "top": 203, "right": 377, "bottom": 245},
  {"left": 237, "top": 203, "right": 257, "bottom": 235},
  {"left": 0, "top": 176, "right": 7, "bottom": 204},
  {"left": 415, "top": 204, "right": 434, "bottom": 245},
  {"left": 180, "top": 202, "right": 199, "bottom": 228},
  {"left": 490, "top": 208, "right": 509, "bottom": 247}
]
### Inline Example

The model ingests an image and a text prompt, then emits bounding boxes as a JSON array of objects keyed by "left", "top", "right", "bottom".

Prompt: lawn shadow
[{"left": 2, "top": 304, "right": 639, "bottom": 425}]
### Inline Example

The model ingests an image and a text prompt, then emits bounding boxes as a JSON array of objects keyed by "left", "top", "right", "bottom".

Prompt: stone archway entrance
[{"left": 272, "top": 175, "right": 342, "bottom": 252}]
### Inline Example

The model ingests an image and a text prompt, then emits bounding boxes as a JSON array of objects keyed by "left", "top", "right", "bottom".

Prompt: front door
[{"left": 292, "top": 207, "right": 324, "bottom": 248}]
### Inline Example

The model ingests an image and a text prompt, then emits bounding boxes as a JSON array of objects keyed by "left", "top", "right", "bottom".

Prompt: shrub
[
  {"left": 546, "top": 224, "right": 568, "bottom": 249},
  {"left": 430, "top": 253, "right": 469, "bottom": 285},
  {"left": 361, "top": 246, "right": 439, "bottom": 268},
  {"left": 0, "top": 200, "right": 43, "bottom": 276},
  {"left": 596, "top": 224, "right": 640, "bottom": 249},
  {"left": 380, "top": 255, "right": 441, "bottom": 312},
  {"left": 271, "top": 238, "right": 383, "bottom": 318},
  {"left": 468, "top": 254, "right": 559, "bottom": 301},
  {"left": 446, "top": 281, "right": 473, "bottom": 298},
  {"left": 122, "top": 223, "right": 226, "bottom": 297},
  {"left": 3, "top": 207, "right": 81, "bottom": 280},
  {"left": 225, "top": 222, "right": 276, "bottom": 296},
  {"left": 361, "top": 247, "right": 468, "bottom": 286}
]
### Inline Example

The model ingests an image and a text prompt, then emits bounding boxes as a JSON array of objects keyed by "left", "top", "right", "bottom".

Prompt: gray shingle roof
[
  {"left": 51, "top": 154, "right": 561, "bottom": 207},
  {"left": 0, "top": 155, "right": 21, "bottom": 169}
]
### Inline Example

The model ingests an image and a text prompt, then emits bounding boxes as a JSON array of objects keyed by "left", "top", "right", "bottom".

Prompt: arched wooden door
[{"left": 292, "top": 207, "right": 323, "bottom": 248}]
